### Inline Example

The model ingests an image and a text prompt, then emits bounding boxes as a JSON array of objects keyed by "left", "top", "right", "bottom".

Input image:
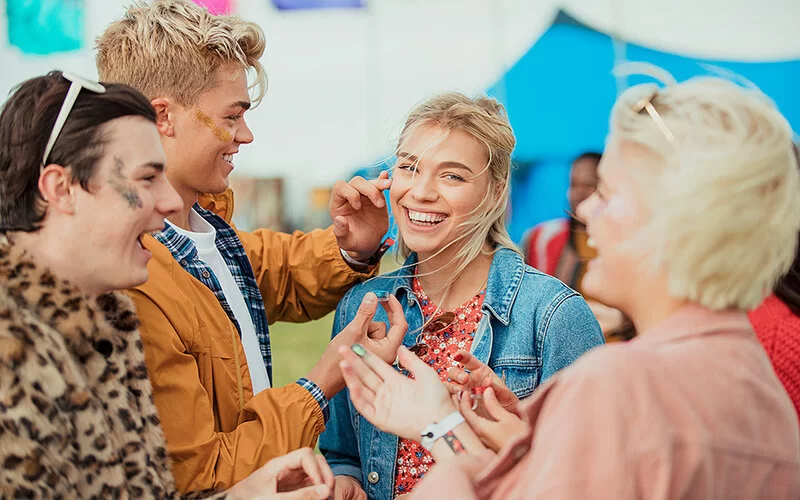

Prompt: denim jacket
[{"left": 319, "top": 248, "right": 604, "bottom": 499}]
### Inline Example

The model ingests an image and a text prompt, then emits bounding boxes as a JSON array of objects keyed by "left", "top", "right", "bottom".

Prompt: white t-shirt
[{"left": 167, "top": 209, "right": 271, "bottom": 394}]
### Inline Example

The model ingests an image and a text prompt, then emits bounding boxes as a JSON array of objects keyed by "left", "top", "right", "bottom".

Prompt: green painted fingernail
[{"left": 351, "top": 343, "right": 367, "bottom": 357}]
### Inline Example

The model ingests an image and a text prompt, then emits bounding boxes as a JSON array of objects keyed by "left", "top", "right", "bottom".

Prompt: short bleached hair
[
  {"left": 96, "top": 0, "right": 267, "bottom": 106},
  {"left": 610, "top": 72, "right": 800, "bottom": 311}
]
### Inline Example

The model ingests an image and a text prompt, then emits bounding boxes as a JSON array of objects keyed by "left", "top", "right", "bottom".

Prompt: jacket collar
[
  {"left": 198, "top": 189, "right": 235, "bottom": 224},
  {"left": 150, "top": 200, "right": 227, "bottom": 265},
  {"left": 384, "top": 247, "right": 525, "bottom": 325},
  {"left": 0, "top": 234, "right": 139, "bottom": 347}
]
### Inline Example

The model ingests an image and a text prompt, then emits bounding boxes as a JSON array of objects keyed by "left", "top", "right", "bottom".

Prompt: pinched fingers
[{"left": 346, "top": 176, "right": 385, "bottom": 208}]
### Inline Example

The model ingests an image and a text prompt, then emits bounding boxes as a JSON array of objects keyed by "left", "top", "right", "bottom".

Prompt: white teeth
[
  {"left": 222, "top": 154, "right": 234, "bottom": 163},
  {"left": 408, "top": 209, "right": 447, "bottom": 224}
]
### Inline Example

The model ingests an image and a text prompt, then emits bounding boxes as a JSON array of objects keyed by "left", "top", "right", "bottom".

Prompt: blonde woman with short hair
[
  {"left": 335, "top": 75, "right": 800, "bottom": 499},
  {"left": 319, "top": 92, "right": 604, "bottom": 499}
]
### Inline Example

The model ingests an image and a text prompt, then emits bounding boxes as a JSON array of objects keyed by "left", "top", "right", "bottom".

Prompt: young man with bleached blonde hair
[{"left": 96, "top": 0, "right": 401, "bottom": 493}]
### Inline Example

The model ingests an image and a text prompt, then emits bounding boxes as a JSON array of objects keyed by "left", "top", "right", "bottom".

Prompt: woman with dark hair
[{"left": 748, "top": 145, "right": 800, "bottom": 424}]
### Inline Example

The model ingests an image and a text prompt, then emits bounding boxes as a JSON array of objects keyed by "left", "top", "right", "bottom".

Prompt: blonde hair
[
  {"left": 610, "top": 71, "right": 800, "bottom": 311},
  {"left": 393, "top": 92, "right": 518, "bottom": 284},
  {"left": 96, "top": 0, "right": 267, "bottom": 106}
]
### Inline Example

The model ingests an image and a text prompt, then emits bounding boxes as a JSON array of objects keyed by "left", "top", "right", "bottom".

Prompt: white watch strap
[
  {"left": 420, "top": 411, "right": 465, "bottom": 451},
  {"left": 339, "top": 248, "right": 370, "bottom": 267}
]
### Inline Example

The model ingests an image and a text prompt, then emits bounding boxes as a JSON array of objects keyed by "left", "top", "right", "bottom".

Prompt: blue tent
[{"left": 493, "top": 11, "right": 800, "bottom": 243}]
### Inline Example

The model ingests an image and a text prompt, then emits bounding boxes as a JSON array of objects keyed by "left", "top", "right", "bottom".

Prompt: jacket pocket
[
  {"left": 491, "top": 357, "right": 540, "bottom": 400},
  {"left": 195, "top": 314, "right": 238, "bottom": 360}
]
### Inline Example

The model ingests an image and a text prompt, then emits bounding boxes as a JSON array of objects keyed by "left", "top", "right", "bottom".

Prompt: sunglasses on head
[{"left": 41, "top": 72, "right": 106, "bottom": 169}]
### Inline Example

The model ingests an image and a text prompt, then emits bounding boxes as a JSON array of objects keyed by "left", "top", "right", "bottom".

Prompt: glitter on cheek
[
  {"left": 109, "top": 157, "right": 143, "bottom": 210},
  {"left": 195, "top": 110, "right": 233, "bottom": 142}
]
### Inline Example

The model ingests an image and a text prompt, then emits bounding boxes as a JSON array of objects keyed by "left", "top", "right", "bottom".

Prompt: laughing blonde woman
[{"left": 319, "top": 92, "right": 604, "bottom": 499}]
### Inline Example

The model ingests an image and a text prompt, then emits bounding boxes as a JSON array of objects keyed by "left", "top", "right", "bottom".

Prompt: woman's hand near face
[
  {"left": 446, "top": 351, "right": 521, "bottom": 416},
  {"left": 339, "top": 344, "right": 456, "bottom": 441},
  {"left": 456, "top": 388, "right": 529, "bottom": 453}
]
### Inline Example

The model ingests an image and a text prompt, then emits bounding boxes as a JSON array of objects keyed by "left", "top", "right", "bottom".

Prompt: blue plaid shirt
[{"left": 155, "top": 203, "right": 329, "bottom": 421}]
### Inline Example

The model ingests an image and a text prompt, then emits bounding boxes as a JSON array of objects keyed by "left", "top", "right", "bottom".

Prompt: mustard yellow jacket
[{"left": 128, "top": 190, "right": 375, "bottom": 493}]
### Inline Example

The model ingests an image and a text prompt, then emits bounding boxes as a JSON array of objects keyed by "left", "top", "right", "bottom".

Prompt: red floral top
[{"left": 393, "top": 275, "right": 486, "bottom": 497}]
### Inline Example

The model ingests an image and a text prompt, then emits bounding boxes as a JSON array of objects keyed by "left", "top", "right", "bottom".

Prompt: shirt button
[
  {"left": 407, "top": 298, "right": 414, "bottom": 307},
  {"left": 180, "top": 259, "right": 188, "bottom": 266},
  {"left": 367, "top": 471, "right": 379, "bottom": 484},
  {"left": 201, "top": 270, "right": 211, "bottom": 279}
]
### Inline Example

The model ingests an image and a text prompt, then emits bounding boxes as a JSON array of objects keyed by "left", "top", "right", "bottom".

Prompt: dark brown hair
[
  {"left": 573, "top": 151, "right": 602, "bottom": 166},
  {"left": 0, "top": 71, "right": 156, "bottom": 232}
]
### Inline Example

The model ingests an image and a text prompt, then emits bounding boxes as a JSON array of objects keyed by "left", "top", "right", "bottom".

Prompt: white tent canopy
[{"left": 1, "top": 0, "right": 798, "bottom": 214}]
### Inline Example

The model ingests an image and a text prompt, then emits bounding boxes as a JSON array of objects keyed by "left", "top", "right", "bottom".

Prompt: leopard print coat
[{"left": 0, "top": 237, "right": 179, "bottom": 498}]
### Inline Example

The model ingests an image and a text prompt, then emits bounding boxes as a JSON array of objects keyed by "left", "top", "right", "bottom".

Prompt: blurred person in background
[
  {"left": 335, "top": 73, "right": 800, "bottom": 499},
  {"left": 748, "top": 144, "right": 800, "bottom": 426},
  {"left": 96, "top": 0, "right": 400, "bottom": 493},
  {"left": 522, "top": 152, "right": 634, "bottom": 341},
  {"left": 521, "top": 152, "right": 601, "bottom": 291},
  {"left": 319, "top": 92, "right": 604, "bottom": 500},
  {"left": 0, "top": 71, "right": 339, "bottom": 500}
]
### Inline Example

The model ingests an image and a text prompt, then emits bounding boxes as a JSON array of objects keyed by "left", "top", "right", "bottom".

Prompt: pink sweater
[{"left": 414, "top": 305, "right": 800, "bottom": 499}]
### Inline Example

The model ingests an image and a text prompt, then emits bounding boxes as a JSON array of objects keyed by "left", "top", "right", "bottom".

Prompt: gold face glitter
[{"left": 195, "top": 110, "right": 233, "bottom": 142}]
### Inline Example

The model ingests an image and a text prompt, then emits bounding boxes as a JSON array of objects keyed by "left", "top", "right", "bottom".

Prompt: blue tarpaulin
[{"left": 490, "top": 12, "right": 800, "bottom": 243}]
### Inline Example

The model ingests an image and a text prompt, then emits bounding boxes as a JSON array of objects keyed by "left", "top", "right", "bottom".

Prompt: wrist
[
  {"left": 345, "top": 248, "right": 373, "bottom": 263},
  {"left": 340, "top": 248, "right": 374, "bottom": 272},
  {"left": 340, "top": 237, "right": 394, "bottom": 269},
  {"left": 429, "top": 421, "right": 487, "bottom": 460},
  {"left": 418, "top": 408, "right": 461, "bottom": 451},
  {"left": 305, "top": 355, "right": 344, "bottom": 400},
  {"left": 425, "top": 401, "right": 458, "bottom": 425},
  {"left": 409, "top": 400, "right": 457, "bottom": 438}
]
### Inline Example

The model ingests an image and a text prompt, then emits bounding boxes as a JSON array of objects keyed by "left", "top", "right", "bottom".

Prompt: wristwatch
[
  {"left": 419, "top": 411, "right": 465, "bottom": 451},
  {"left": 363, "top": 237, "right": 395, "bottom": 266},
  {"left": 340, "top": 237, "right": 395, "bottom": 268}
]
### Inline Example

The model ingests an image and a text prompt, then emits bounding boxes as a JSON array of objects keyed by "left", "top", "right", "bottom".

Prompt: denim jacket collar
[{"left": 383, "top": 247, "right": 525, "bottom": 326}]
